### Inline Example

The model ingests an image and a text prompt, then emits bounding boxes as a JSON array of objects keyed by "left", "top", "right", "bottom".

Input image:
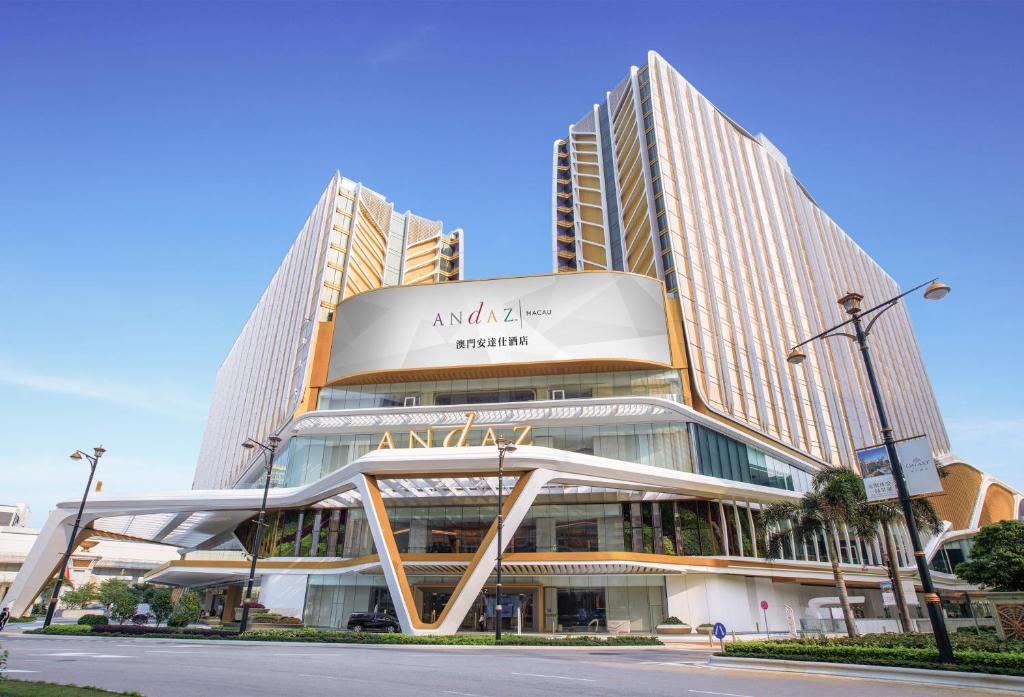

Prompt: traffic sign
[{"left": 712, "top": 622, "right": 727, "bottom": 639}]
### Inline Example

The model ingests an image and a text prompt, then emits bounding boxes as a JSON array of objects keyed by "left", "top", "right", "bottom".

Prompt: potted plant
[
  {"left": 696, "top": 622, "right": 715, "bottom": 635},
  {"left": 656, "top": 616, "right": 691, "bottom": 635}
]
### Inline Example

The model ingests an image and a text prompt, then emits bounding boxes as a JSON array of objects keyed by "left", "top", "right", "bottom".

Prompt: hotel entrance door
[{"left": 418, "top": 585, "right": 539, "bottom": 632}]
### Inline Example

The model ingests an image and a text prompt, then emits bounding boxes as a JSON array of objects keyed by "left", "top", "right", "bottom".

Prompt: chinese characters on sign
[
  {"left": 455, "top": 336, "right": 530, "bottom": 350},
  {"left": 856, "top": 435, "right": 943, "bottom": 503}
]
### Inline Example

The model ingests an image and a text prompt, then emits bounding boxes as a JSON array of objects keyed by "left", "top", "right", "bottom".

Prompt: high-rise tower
[
  {"left": 194, "top": 172, "right": 462, "bottom": 489},
  {"left": 553, "top": 51, "right": 949, "bottom": 471}
]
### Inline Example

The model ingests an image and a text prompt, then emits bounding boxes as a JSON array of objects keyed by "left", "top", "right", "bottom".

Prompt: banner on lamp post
[{"left": 857, "top": 435, "right": 943, "bottom": 503}]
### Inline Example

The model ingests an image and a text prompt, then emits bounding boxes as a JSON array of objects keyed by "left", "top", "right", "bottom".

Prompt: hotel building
[
  {"left": 195, "top": 172, "right": 463, "bottom": 490},
  {"left": 5, "top": 55, "right": 1021, "bottom": 637}
]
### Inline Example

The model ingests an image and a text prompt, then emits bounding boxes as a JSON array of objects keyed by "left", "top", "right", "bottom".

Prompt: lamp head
[
  {"left": 837, "top": 292, "right": 864, "bottom": 315},
  {"left": 241, "top": 441, "right": 255, "bottom": 450},
  {"left": 923, "top": 280, "right": 951, "bottom": 301},
  {"left": 69, "top": 450, "right": 84, "bottom": 460},
  {"left": 268, "top": 435, "right": 282, "bottom": 445},
  {"left": 495, "top": 436, "right": 509, "bottom": 447},
  {"left": 787, "top": 348, "right": 807, "bottom": 366},
  {"left": 93, "top": 446, "right": 106, "bottom": 458}
]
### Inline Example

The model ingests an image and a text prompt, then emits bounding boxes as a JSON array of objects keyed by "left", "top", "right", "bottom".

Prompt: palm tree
[
  {"left": 762, "top": 467, "right": 869, "bottom": 638},
  {"left": 857, "top": 497, "right": 943, "bottom": 633}
]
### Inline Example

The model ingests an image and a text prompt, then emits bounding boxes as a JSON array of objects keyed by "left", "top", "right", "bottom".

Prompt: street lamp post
[
  {"left": 43, "top": 446, "right": 105, "bottom": 628},
  {"left": 238, "top": 435, "right": 281, "bottom": 634},
  {"left": 493, "top": 436, "right": 517, "bottom": 641},
  {"left": 787, "top": 278, "right": 954, "bottom": 663}
]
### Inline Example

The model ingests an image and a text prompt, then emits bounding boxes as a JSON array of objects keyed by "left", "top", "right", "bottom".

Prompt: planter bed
[
  {"left": 723, "top": 639, "right": 1024, "bottom": 676},
  {"left": 28, "top": 625, "right": 661, "bottom": 646}
]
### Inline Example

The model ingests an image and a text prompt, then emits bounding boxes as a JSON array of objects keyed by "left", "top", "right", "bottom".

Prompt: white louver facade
[
  {"left": 553, "top": 50, "right": 950, "bottom": 470},
  {"left": 194, "top": 173, "right": 463, "bottom": 489}
]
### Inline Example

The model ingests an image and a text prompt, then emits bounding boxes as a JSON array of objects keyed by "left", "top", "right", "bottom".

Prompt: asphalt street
[{"left": 0, "top": 634, "right": 1008, "bottom": 697}]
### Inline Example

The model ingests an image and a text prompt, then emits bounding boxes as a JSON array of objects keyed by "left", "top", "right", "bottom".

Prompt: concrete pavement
[{"left": 1, "top": 633, "right": 1014, "bottom": 697}]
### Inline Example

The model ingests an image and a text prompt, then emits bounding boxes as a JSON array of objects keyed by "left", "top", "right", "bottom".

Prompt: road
[{"left": 0, "top": 633, "right": 1006, "bottom": 697}]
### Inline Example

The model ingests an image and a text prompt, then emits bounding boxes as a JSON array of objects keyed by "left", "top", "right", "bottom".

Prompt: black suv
[{"left": 347, "top": 612, "right": 401, "bottom": 633}]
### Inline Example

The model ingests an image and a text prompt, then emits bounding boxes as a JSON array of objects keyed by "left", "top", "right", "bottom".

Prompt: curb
[
  {"left": 1, "top": 633, "right": 665, "bottom": 650},
  {"left": 708, "top": 655, "right": 1024, "bottom": 693}
]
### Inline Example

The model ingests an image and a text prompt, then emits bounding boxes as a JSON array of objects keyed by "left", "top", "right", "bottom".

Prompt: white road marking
[
  {"left": 4, "top": 669, "right": 39, "bottom": 673},
  {"left": 34, "top": 652, "right": 131, "bottom": 658},
  {"left": 443, "top": 691, "right": 492, "bottom": 697},
  {"left": 145, "top": 650, "right": 206, "bottom": 654},
  {"left": 295, "top": 673, "right": 370, "bottom": 682},
  {"left": 511, "top": 672, "right": 597, "bottom": 682},
  {"left": 688, "top": 690, "right": 754, "bottom": 697}
]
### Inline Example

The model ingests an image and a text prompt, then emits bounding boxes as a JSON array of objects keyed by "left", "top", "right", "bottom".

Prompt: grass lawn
[{"left": 0, "top": 679, "right": 143, "bottom": 697}]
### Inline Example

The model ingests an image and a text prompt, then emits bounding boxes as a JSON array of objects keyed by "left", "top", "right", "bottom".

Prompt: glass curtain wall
[
  {"left": 692, "top": 424, "right": 813, "bottom": 492},
  {"left": 302, "top": 573, "right": 666, "bottom": 633},
  {"left": 274, "top": 422, "right": 692, "bottom": 487},
  {"left": 317, "top": 370, "right": 683, "bottom": 410},
  {"left": 303, "top": 574, "right": 392, "bottom": 629},
  {"left": 236, "top": 508, "right": 346, "bottom": 557}
]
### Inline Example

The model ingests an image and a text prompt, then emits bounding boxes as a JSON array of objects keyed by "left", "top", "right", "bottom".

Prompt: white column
[{"left": 745, "top": 500, "right": 758, "bottom": 558}]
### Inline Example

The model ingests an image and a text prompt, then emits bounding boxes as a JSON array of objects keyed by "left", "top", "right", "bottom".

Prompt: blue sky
[{"left": 1, "top": 1, "right": 1021, "bottom": 527}]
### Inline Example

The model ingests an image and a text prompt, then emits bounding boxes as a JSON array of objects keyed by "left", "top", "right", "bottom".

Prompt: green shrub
[
  {"left": 29, "top": 624, "right": 660, "bottom": 645},
  {"left": 29, "top": 624, "right": 94, "bottom": 635},
  {"left": 723, "top": 639, "right": 1024, "bottom": 675},
  {"left": 77, "top": 614, "right": 108, "bottom": 627},
  {"left": 238, "top": 628, "right": 661, "bottom": 646},
  {"left": 956, "top": 625, "right": 997, "bottom": 635},
  {"left": 661, "top": 616, "right": 684, "bottom": 625},
  {"left": 167, "top": 590, "right": 201, "bottom": 628}
]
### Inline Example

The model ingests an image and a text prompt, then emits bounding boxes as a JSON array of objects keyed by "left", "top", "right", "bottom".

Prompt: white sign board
[
  {"left": 902, "top": 579, "right": 920, "bottom": 605},
  {"left": 857, "top": 435, "right": 942, "bottom": 502},
  {"left": 880, "top": 580, "right": 896, "bottom": 607},
  {"left": 327, "top": 272, "right": 672, "bottom": 382}
]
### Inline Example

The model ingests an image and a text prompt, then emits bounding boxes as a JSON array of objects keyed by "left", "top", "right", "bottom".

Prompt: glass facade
[
  {"left": 317, "top": 370, "right": 683, "bottom": 410},
  {"left": 692, "top": 424, "right": 812, "bottom": 492},
  {"left": 238, "top": 498, "right": 845, "bottom": 564},
  {"left": 303, "top": 572, "right": 666, "bottom": 634},
  {"left": 275, "top": 422, "right": 693, "bottom": 487},
  {"left": 930, "top": 537, "right": 973, "bottom": 574},
  {"left": 236, "top": 508, "right": 346, "bottom": 558},
  {"left": 344, "top": 501, "right": 627, "bottom": 558}
]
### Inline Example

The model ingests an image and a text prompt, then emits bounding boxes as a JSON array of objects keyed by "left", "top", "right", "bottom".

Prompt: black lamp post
[
  {"left": 237, "top": 435, "right": 281, "bottom": 634},
  {"left": 787, "top": 278, "right": 954, "bottom": 663},
  {"left": 493, "top": 436, "right": 517, "bottom": 640},
  {"left": 43, "top": 446, "right": 105, "bottom": 628}
]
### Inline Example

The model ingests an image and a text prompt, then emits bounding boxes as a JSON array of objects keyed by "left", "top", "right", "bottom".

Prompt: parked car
[{"left": 346, "top": 612, "right": 401, "bottom": 633}]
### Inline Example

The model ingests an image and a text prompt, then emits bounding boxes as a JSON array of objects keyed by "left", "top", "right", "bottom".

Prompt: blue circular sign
[{"left": 712, "top": 622, "right": 727, "bottom": 639}]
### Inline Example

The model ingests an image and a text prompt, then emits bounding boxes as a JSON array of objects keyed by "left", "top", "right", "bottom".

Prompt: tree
[
  {"left": 955, "top": 520, "right": 1024, "bottom": 592},
  {"left": 58, "top": 581, "right": 99, "bottom": 609},
  {"left": 108, "top": 585, "right": 139, "bottom": 624},
  {"left": 858, "top": 497, "right": 943, "bottom": 632},
  {"left": 168, "top": 590, "right": 202, "bottom": 628},
  {"left": 97, "top": 579, "right": 140, "bottom": 624},
  {"left": 149, "top": 588, "right": 175, "bottom": 626},
  {"left": 98, "top": 578, "right": 132, "bottom": 609},
  {"left": 763, "top": 467, "right": 869, "bottom": 638}
]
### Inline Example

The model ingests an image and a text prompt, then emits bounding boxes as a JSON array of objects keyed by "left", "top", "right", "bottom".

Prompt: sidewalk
[{"left": 709, "top": 654, "right": 1024, "bottom": 694}]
